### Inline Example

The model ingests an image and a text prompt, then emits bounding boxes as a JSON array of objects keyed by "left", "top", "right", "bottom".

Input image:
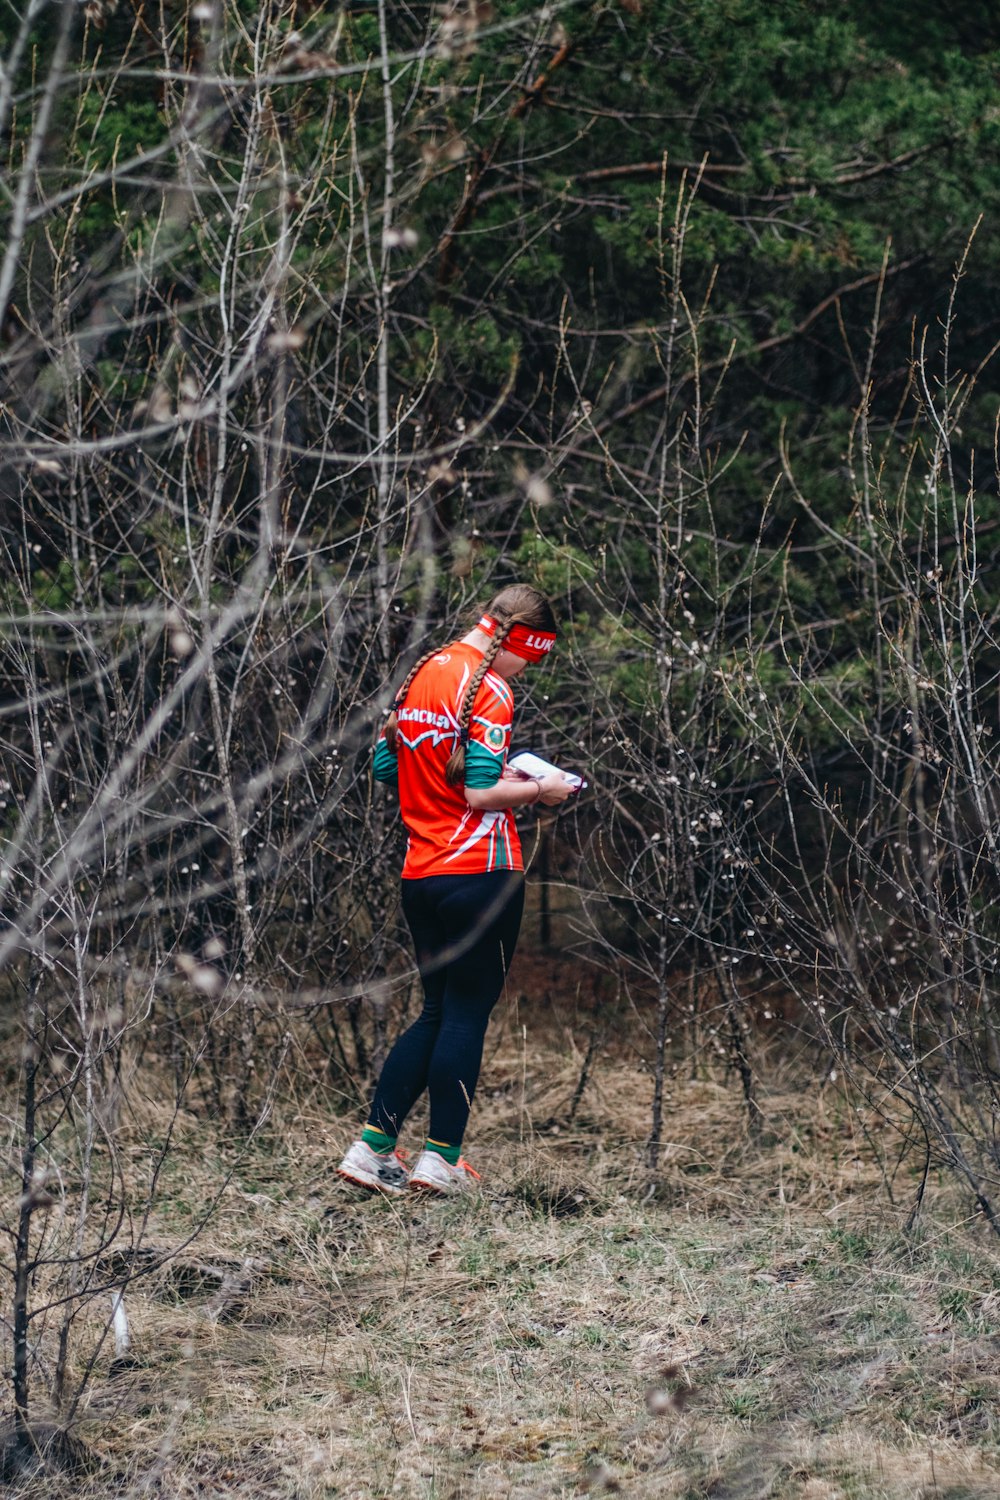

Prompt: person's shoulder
[{"left": 411, "top": 641, "right": 464, "bottom": 687}]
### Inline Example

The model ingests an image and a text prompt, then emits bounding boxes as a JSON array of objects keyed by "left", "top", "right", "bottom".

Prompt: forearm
[{"left": 465, "top": 778, "right": 540, "bottom": 812}]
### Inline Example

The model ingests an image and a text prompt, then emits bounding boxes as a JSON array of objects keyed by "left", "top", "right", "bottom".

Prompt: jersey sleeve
[
  {"left": 464, "top": 672, "right": 514, "bottom": 788},
  {"left": 372, "top": 735, "right": 398, "bottom": 783}
]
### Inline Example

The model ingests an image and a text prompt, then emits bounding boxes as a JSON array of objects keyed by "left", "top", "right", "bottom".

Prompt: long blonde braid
[
  {"left": 381, "top": 647, "right": 442, "bottom": 755},
  {"left": 442, "top": 612, "right": 523, "bottom": 786},
  {"left": 444, "top": 583, "right": 556, "bottom": 786},
  {"left": 382, "top": 584, "right": 556, "bottom": 778}
]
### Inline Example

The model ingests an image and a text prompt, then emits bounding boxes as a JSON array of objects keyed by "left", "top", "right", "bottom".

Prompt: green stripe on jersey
[
  {"left": 464, "top": 742, "right": 503, "bottom": 788},
  {"left": 491, "top": 827, "right": 510, "bottom": 869}
]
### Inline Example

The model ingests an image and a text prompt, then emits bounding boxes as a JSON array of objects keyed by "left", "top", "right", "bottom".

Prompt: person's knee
[
  {"left": 444, "top": 966, "right": 505, "bottom": 1015},
  {"left": 440, "top": 999, "right": 497, "bottom": 1040},
  {"left": 436, "top": 1014, "right": 487, "bottom": 1049},
  {"left": 410, "top": 997, "right": 445, "bottom": 1029}
]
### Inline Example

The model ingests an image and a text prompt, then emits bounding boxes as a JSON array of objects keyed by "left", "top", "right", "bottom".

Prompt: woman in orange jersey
[{"left": 337, "top": 584, "right": 576, "bottom": 1195}]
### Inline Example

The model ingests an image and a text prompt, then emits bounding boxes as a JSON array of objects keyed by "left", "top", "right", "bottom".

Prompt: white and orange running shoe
[
  {"left": 337, "top": 1140, "right": 410, "bottom": 1195},
  {"left": 409, "top": 1149, "right": 481, "bottom": 1195}
]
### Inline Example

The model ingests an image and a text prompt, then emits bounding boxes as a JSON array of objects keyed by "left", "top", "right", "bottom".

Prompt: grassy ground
[{"left": 15, "top": 1010, "right": 1000, "bottom": 1499}]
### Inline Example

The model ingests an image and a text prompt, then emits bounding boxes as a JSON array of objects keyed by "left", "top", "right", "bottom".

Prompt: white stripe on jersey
[
  {"left": 483, "top": 669, "right": 513, "bottom": 704},
  {"left": 443, "top": 808, "right": 505, "bottom": 863}
]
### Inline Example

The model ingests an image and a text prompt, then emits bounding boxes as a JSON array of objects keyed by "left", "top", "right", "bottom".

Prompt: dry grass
[{"left": 10, "top": 1007, "right": 1000, "bottom": 1500}]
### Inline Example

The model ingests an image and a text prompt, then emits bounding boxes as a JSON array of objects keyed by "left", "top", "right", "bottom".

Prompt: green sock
[
  {"left": 362, "top": 1125, "right": 397, "bottom": 1156},
  {"left": 425, "top": 1137, "right": 461, "bottom": 1165}
]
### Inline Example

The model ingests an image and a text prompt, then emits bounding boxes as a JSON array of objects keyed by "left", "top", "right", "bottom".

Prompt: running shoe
[
  {"left": 409, "top": 1149, "right": 481, "bottom": 1195},
  {"left": 336, "top": 1140, "right": 410, "bottom": 1195}
]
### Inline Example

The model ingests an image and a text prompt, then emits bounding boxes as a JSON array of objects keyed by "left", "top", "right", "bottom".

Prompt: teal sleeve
[
  {"left": 464, "top": 742, "right": 503, "bottom": 789},
  {"left": 373, "top": 738, "right": 398, "bottom": 783}
]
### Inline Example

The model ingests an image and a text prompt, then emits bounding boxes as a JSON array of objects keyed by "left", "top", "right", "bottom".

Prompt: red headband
[{"left": 478, "top": 613, "right": 556, "bottom": 663}]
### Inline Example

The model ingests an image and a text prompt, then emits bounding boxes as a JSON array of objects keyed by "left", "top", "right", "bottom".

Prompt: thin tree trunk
[
  {"left": 722, "top": 967, "right": 763, "bottom": 1143},
  {"left": 13, "top": 961, "right": 41, "bottom": 1453},
  {"left": 648, "top": 928, "right": 671, "bottom": 1169}
]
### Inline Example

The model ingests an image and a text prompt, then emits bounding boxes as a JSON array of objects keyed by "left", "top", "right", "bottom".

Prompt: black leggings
[{"left": 368, "top": 872, "right": 525, "bottom": 1147}]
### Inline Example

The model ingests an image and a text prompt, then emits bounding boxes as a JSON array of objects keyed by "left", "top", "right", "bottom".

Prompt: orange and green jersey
[{"left": 373, "top": 642, "right": 522, "bottom": 878}]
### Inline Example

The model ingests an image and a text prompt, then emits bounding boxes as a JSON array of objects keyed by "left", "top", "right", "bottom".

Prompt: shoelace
[{"left": 376, "top": 1156, "right": 409, "bottom": 1184}]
